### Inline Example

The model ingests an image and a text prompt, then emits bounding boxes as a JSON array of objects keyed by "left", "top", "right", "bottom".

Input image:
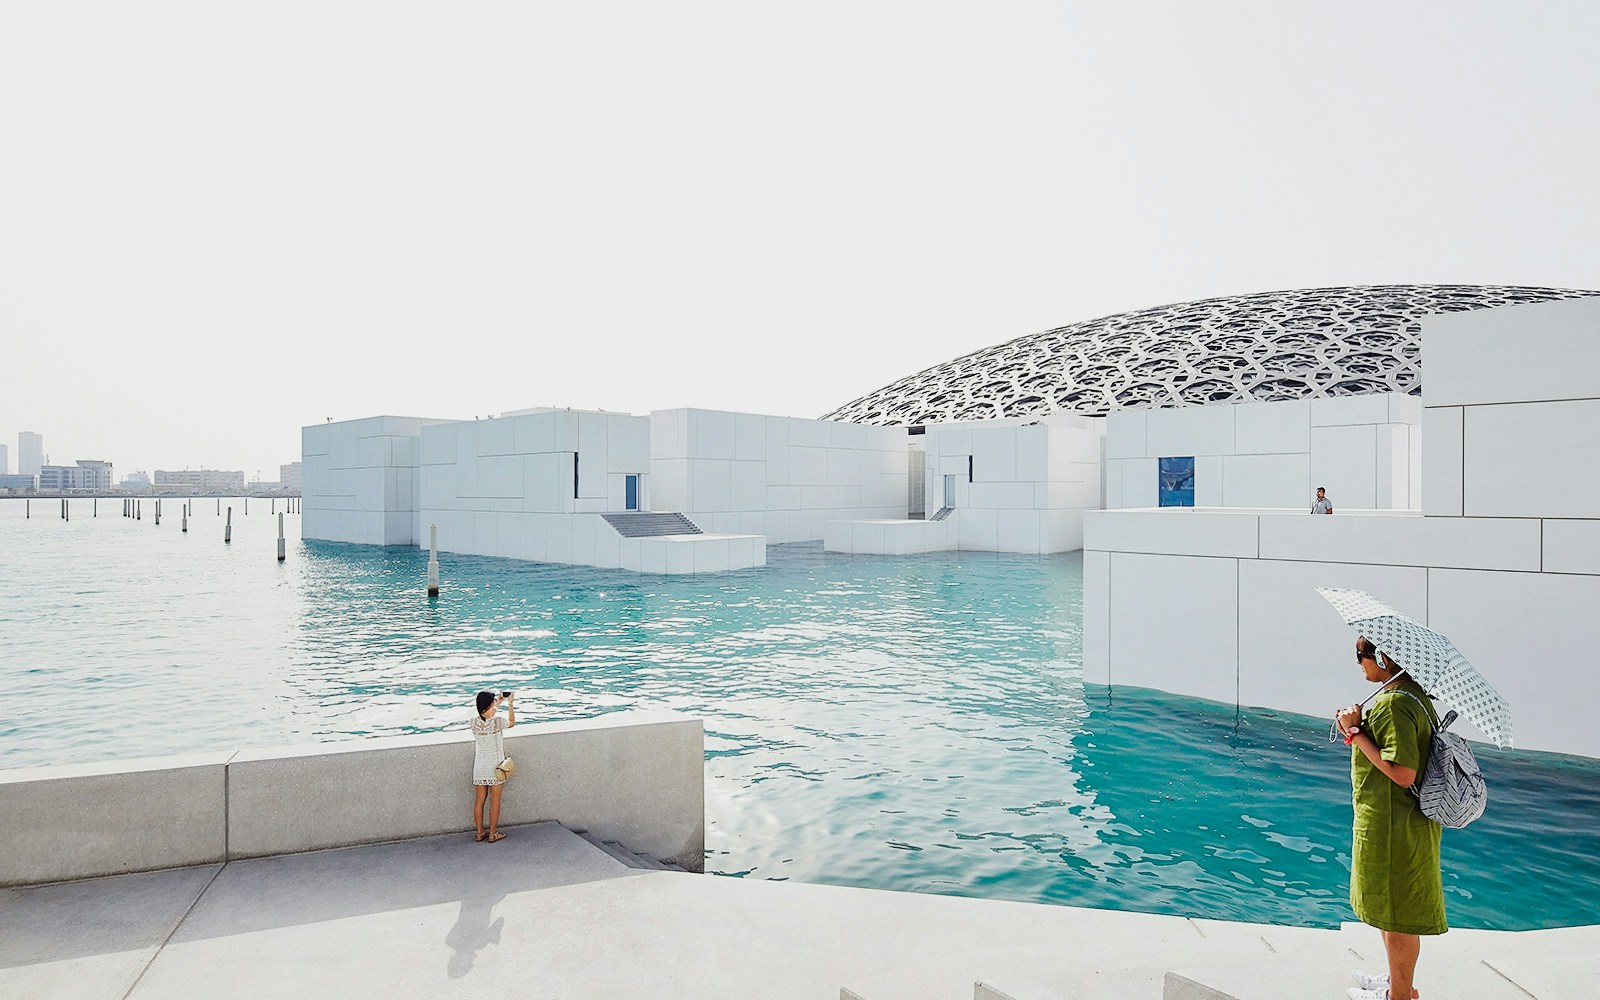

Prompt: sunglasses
[{"left": 1355, "top": 650, "right": 1375, "bottom": 663}]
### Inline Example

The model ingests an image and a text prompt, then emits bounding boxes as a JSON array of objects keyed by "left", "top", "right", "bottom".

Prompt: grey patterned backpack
[{"left": 1394, "top": 689, "right": 1488, "bottom": 829}]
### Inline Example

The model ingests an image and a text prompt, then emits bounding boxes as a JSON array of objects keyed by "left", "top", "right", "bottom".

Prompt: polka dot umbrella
[{"left": 1315, "top": 587, "right": 1513, "bottom": 748}]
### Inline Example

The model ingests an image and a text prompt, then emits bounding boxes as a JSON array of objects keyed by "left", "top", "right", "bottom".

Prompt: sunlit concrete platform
[{"left": 4, "top": 823, "right": 1594, "bottom": 1000}]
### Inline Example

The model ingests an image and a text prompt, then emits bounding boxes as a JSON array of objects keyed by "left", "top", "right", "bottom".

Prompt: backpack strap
[{"left": 1388, "top": 686, "right": 1442, "bottom": 733}]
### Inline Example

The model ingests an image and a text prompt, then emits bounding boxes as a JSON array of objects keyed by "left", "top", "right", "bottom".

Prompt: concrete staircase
[
  {"left": 572, "top": 829, "right": 690, "bottom": 872},
  {"left": 838, "top": 917, "right": 1600, "bottom": 1000},
  {"left": 601, "top": 511, "right": 704, "bottom": 537},
  {"left": 928, "top": 507, "right": 954, "bottom": 522}
]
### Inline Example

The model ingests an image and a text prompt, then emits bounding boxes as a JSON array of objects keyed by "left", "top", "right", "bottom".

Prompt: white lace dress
[{"left": 471, "top": 714, "right": 507, "bottom": 786}]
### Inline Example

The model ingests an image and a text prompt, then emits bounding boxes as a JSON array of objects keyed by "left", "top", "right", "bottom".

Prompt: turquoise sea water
[{"left": 2, "top": 500, "right": 1598, "bottom": 930}]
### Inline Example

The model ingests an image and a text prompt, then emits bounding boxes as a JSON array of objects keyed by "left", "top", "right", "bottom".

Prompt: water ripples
[{"left": 2, "top": 504, "right": 1597, "bottom": 929}]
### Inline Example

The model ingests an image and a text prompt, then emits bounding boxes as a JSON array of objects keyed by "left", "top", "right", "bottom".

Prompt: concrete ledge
[
  {"left": 228, "top": 711, "right": 704, "bottom": 870},
  {"left": 0, "top": 752, "right": 230, "bottom": 887},
  {"left": 1084, "top": 509, "right": 1260, "bottom": 558},
  {"left": 1257, "top": 511, "right": 1541, "bottom": 571},
  {"left": 0, "top": 712, "right": 705, "bottom": 886}
]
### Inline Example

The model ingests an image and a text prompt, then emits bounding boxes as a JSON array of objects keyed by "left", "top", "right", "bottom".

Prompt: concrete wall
[
  {"left": 821, "top": 517, "right": 958, "bottom": 555},
  {"left": 1105, "top": 394, "right": 1422, "bottom": 511},
  {"left": 0, "top": 712, "right": 706, "bottom": 887},
  {"left": 650, "top": 409, "right": 908, "bottom": 543},
  {"left": 302, "top": 416, "right": 445, "bottom": 545},
  {"left": 923, "top": 416, "right": 1103, "bottom": 554}
]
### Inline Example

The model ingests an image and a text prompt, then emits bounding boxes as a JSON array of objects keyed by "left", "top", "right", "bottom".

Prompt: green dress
[{"left": 1350, "top": 677, "right": 1447, "bottom": 935}]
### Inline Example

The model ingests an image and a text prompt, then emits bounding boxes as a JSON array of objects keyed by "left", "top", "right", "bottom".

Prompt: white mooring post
[
  {"left": 244, "top": 497, "right": 248, "bottom": 515},
  {"left": 427, "top": 523, "right": 440, "bottom": 598},
  {"left": 93, "top": 498, "right": 97, "bottom": 517},
  {"left": 225, "top": 507, "right": 232, "bottom": 544},
  {"left": 277, "top": 512, "right": 286, "bottom": 562},
  {"left": 155, "top": 499, "right": 160, "bottom": 526},
  {"left": 182, "top": 505, "right": 188, "bottom": 533},
  {"left": 137, "top": 501, "right": 141, "bottom": 520}
]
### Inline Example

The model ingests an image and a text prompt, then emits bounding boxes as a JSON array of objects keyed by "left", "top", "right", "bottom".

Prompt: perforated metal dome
[{"left": 822, "top": 284, "right": 1599, "bottom": 425}]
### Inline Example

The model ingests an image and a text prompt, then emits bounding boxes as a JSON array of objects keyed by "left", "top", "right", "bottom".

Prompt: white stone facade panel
[
  {"left": 1106, "top": 552, "right": 1238, "bottom": 700},
  {"left": 1462, "top": 399, "right": 1600, "bottom": 519}
]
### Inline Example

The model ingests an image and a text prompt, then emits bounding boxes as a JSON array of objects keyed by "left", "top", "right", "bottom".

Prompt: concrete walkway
[{"left": 1, "top": 823, "right": 1593, "bottom": 999}]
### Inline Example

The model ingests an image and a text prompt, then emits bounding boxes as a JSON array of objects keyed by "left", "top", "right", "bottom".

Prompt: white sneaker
[
  {"left": 1351, "top": 970, "right": 1419, "bottom": 998},
  {"left": 1347, "top": 988, "right": 1388, "bottom": 1000},
  {"left": 1352, "top": 969, "right": 1389, "bottom": 991}
]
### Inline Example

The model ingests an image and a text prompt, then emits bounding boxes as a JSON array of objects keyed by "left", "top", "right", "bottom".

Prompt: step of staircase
[
  {"left": 928, "top": 506, "right": 954, "bottom": 522},
  {"left": 601, "top": 511, "right": 703, "bottom": 537},
  {"left": 571, "top": 829, "right": 688, "bottom": 872}
]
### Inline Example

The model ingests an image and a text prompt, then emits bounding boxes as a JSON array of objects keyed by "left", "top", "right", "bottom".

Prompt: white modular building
[
  {"left": 1083, "top": 294, "right": 1600, "bottom": 758},
  {"left": 649, "top": 409, "right": 908, "bottom": 543},
  {"left": 823, "top": 414, "right": 1104, "bottom": 556},
  {"left": 1104, "top": 394, "right": 1421, "bottom": 511},
  {"left": 304, "top": 410, "right": 767, "bottom": 574}
]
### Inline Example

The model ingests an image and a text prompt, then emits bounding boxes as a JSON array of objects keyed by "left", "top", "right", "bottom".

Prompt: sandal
[
  {"left": 486, "top": 831, "right": 507, "bottom": 843},
  {"left": 474, "top": 832, "right": 486, "bottom": 843}
]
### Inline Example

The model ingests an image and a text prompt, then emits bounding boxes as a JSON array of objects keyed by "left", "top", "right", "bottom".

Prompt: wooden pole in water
[
  {"left": 137, "top": 500, "right": 141, "bottom": 520},
  {"left": 244, "top": 497, "right": 248, "bottom": 515},
  {"left": 93, "top": 498, "right": 97, "bottom": 517},
  {"left": 25, "top": 499, "right": 29, "bottom": 518},
  {"left": 427, "top": 523, "right": 440, "bottom": 598},
  {"left": 225, "top": 507, "right": 232, "bottom": 544},
  {"left": 277, "top": 512, "right": 286, "bottom": 562},
  {"left": 182, "top": 505, "right": 188, "bottom": 532},
  {"left": 216, "top": 498, "right": 220, "bottom": 516}
]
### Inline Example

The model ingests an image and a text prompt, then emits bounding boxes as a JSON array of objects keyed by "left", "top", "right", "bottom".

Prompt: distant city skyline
[
  {"left": 4, "top": 429, "right": 292, "bottom": 486},
  {"left": 4, "top": 3, "right": 1599, "bottom": 476}
]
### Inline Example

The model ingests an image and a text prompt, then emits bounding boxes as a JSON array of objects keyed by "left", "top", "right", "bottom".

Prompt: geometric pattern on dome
[{"left": 821, "top": 284, "right": 1600, "bottom": 425}]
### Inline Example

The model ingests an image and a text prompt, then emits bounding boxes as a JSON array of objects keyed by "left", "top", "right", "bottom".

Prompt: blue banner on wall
[{"left": 1159, "top": 457, "right": 1195, "bottom": 507}]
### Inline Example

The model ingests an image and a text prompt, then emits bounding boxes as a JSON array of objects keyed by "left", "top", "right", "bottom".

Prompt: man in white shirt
[{"left": 1311, "top": 487, "right": 1333, "bottom": 514}]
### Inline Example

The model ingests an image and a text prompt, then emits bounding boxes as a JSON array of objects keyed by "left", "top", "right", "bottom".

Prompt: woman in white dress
[{"left": 471, "top": 690, "right": 515, "bottom": 842}]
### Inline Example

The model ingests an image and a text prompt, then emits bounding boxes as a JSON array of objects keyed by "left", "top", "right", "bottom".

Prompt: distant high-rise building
[
  {"left": 280, "top": 461, "right": 302, "bottom": 491},
  {"left": 38, "top": 460, "right": 114, "bottom": 491},
  {"left": 18, "top": 432, "right": 43, "bottom": 476},
  {"left": 0, "top": 442, "right": 8, "bottom": 475},
  {"left": 154, "top": 468, "right": 246, "bottom": 492},
  {"left": 75, "top": 460, "right": 114, "bottom": 491}
]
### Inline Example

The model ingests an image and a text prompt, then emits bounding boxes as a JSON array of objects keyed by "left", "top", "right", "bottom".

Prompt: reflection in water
[{"left": 3, "top": 508, "right": 1598, "bottom": 931}]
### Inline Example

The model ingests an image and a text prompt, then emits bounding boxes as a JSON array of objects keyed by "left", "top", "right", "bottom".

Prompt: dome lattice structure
[{"left": 822, "top": 284, "right": 1600, "bottom": 425}]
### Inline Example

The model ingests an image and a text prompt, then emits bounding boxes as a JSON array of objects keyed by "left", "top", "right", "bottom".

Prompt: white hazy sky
[{"left": 3, "top": 2, "right": 1598, "bottom": 481}]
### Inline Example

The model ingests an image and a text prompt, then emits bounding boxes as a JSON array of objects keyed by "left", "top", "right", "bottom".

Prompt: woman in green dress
[{"left": 1335, "top": 636, "right": 1446, "bottom": 1000}]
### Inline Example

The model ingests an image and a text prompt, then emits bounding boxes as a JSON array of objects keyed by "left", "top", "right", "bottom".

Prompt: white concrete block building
[
  {"left": 823, "top": 414, "right": 1104, "bottom": 556},
  {"left": 302, "top": 416, "right": 440, "bottom": 546},
  {"left": 1105, "top": 393, "right": 1421, "bottom": 511},
  {"left": 1084, "top": 295, "right": 1600, "bottom": 758},
  {"left": 649, "top": 409, "right": 908, "bottom": 543}
]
